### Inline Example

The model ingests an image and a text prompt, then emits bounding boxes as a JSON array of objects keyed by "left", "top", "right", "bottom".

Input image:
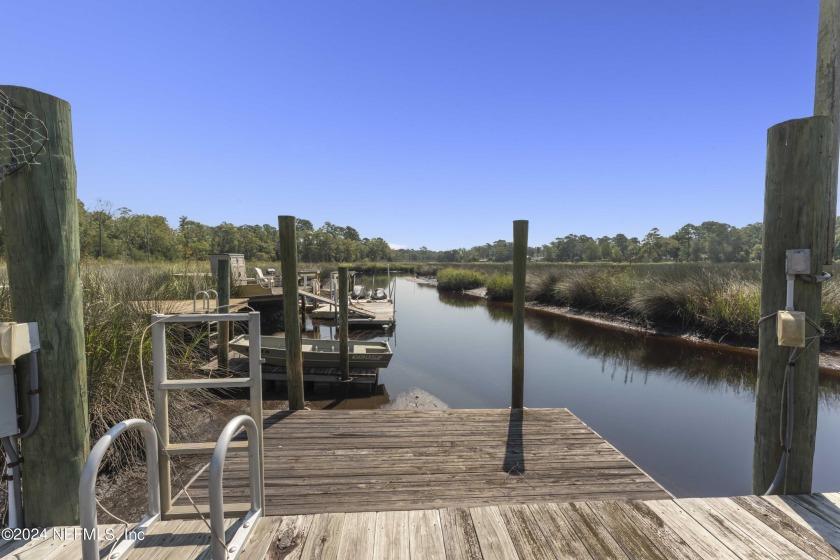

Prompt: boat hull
[{"left": 230, "top": 334, "right": 392, "bottom": 369}]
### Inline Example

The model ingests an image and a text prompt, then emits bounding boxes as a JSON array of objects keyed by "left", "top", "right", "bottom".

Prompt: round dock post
[
  {"left": 0, "top": 86, "right": 88, "bottom": 526},
  {"left": 754, "top": 1, "right": 840, "bottom": 494},
  {"left": 512, "top": 220, "right": 528, "bottom": 409},
  {"left": 753, "top": 117, "right": 832, "bottom": 494},
  {"left": 338, "top": 266, "right": 350, "bottom": 380},
  {"left": 217, "top": 258, "right": 230, "bottom": 369},
  {"left": 279, "top": 216, "right": 305, "bottom": 410}
]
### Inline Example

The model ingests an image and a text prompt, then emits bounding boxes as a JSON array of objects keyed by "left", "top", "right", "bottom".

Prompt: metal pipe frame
[
  {"left": 209, "top": 415, "right": 263, "bottom": 560},
  {"left": 152, "top": 312, "right": 263, "bottom": 517},
  {"left": 79, "top": 419, "right": 160, "bottom": 560}
]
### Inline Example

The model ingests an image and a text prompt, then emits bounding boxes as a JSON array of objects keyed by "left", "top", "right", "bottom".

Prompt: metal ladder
[{"left": 151, "top": 311, "right": 265, "bottom": 518}]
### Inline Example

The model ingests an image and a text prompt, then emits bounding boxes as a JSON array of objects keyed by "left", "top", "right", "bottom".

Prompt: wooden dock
[
  {"left": 131, "top": 298, "right": 250, "bottom": 315},
  {"left": 201, "top": 352, "right": 380, "bottom": 387},
  {"left": 6, "top": 409, "right": 840, "bottom": 559},
  {"left": 8, "top": 494, "right": 840, "bottom": 558},
  {"left": 171, "top": 408, "right": 668, "bottom": 516}
]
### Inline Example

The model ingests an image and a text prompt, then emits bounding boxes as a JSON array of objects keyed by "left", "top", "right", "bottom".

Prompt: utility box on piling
[
  {"left": 0, "top": 322, "right": 40, "bottom": 438},
  {"left": 209, "top": 254, "right": 247, "bottom": 286}
]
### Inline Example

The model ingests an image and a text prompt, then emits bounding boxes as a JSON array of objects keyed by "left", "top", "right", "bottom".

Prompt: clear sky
[{"left": 5, "top": 1, "right": 824, "bottom": 250}]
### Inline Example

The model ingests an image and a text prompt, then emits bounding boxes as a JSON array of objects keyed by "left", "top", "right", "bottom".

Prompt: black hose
[{"left": 764, "top": 348, "right": 797, "bottom": 495}]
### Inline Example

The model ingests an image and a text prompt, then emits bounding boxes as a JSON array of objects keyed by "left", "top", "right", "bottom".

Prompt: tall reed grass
[
  {"left": 0, "top": 262, "right": 222, "bottom": 472},
  {"left": 453, "top": 262, "right": 840, "bottom": 343},
  {"left": 436, "top": 268, "right": 486, "bottom": 291}
]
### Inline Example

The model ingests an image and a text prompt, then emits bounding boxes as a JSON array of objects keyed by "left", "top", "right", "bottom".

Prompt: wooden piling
[
  {"left": 0, "top": 86, "right": 88, "bottom": 526},
  {"left": 279, "top": 216, "right": 305, "bottom": 410},
  {"left": 814, "top": 0, "right": 840, "bottom": 263},
  {"left": 217, "top": 258, "right": 230, "bottom": 369},
  {"left": 338, "top": 266, "right": 350, "bottom": 380},
  {"left": 753, "top": 117, "right": 832, "bottom": 494},
  {"left": 512, "top": 220, "right": 528, "bottom": 409},
  {"left": 754, "top": 2, "right": 840, "bottom": 494}
]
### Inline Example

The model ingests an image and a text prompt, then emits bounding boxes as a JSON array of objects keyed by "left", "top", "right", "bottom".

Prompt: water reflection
[
  {"left": 437, "top": 291, "right": 840, "bottom": 405},
  {"left": 303, "top": 277, "right": 840, "bottom": 497}
]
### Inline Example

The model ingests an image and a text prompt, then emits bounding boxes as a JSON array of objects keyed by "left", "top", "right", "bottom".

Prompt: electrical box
[
  {"left": 0, "top": 322, "right": 39, "bottom": 437},
  {"left": 0, "top": 364, "right": 18, "bottom": 437},
  {"left": 777, "top": 310, "right": 806, "bottom": 347},
  {"left": 786, "top": 249, "right": 811, "bottom": 275},
  {"left": 0, "top": 322, "right": 40, "bottom": 365},
  {"left": 209, "top": 253, "right": 247, "bottom": 286}
]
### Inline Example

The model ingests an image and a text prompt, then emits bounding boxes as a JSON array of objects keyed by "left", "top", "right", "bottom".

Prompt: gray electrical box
[
  {"left": 209, "top": 253, "right": 247, "bottom": 286},
  {"left": 0, "top": 365, "right": 18, "bottom": 437},
  {"left": 786, "top": 249, "right": 811, "bottom": 275}
]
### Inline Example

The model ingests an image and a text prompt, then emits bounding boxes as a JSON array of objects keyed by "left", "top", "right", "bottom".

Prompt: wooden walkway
[
  {"left": 170, "top": 408, "right": 669, "bottom": 516},
  {"left": 9, "top": 493, "right": 840, "bottom": 559}
]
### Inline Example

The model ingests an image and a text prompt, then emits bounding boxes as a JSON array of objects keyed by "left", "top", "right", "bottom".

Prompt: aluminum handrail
[
  {"left": 209, "top": 415, "right": 263, "bottom": 560},
  {"left": 80, "top": 419, "right": 160, "bottom": 560},
  {"left": 193, "top": 290, "right": 212, "bottom": 312}
]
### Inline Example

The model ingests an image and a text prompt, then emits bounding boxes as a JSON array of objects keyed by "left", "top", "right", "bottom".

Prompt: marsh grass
[
  {"left": 486, "top": 273, "right": 514, "bottom": 301},
  {"left": 436, "top": 268, "right": 486, "bottom": 291},
  {"left": 451, "top": 262, "right": 840, "bottom": 343},
  {"left": 0, "top": 261, "right": 222, "bottom": 481}
]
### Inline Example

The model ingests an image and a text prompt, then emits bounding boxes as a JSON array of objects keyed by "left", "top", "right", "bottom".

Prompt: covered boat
[
  {"left": 229, "top": 334, "right": 393, "bottom": 368},
  {"left": 351, "top": 285, "right": 367, "bottom": 299},
  {"left": 369, "top": 287, "right": 388, "bottom": 300}
]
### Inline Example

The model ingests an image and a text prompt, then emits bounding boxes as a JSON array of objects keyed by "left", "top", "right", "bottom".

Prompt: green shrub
[
  {"left": 486, "top": 273, "right": 514, "bottom": 301},
  {"left": 436, "top": 268, "right": 485, "bottom": 291}
]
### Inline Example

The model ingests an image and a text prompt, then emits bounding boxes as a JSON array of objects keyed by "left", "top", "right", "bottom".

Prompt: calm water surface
[{"left": 340, "top": 276, "right": 840, "bottom": 498}]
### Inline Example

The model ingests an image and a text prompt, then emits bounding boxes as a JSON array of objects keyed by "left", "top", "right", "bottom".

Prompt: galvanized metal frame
[
  {"left": 151, "top": 312, "right": 264, "bottom": 516},
  {"left": 209, "top": 415, "right": 263, "bottom": 560},
  {"left": 79, "top": 419, "right": 160, "bottom": 560}
]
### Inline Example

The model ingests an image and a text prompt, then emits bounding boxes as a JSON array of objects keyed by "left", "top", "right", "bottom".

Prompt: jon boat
[{"left": 229, "top": 334, "right": 393, "bottom": 368}]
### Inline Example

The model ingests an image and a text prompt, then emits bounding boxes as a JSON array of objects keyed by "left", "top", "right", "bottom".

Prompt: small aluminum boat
[{"left": 230, "top": 334, "right": 393, "bottom": 368}]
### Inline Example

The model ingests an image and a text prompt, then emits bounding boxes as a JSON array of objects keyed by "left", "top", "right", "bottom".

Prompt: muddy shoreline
[{"left": 461, "top": 286, "right": 840, "bottom": 374}]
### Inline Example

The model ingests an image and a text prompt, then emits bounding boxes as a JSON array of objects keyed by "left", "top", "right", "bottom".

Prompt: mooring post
[
  {"left": 279, "top": 216, "right": 305, "bottom": 410},
  {"left": 217, "top": 258, "right": 230, "bottom": 369},
  {"left": 753, "top": 1, "right": 840, "bottom": 495},
  {"left": 753, "top": 117, "right": 833, "bottom": 494},
  {"left": 338, "top": 266, "right": 350, "bottom": 380},
  {"left": 512, "top": 220, "right": 528, "bottom": 409},
  {"left": 0, "top": 86, "right": 90, "bottom": 527},
  {"left": 0, "top": 86, "right": 89, "bottom": 526},
  {"left": 814, "top": 0, "right": 840, "bottom": 264}
]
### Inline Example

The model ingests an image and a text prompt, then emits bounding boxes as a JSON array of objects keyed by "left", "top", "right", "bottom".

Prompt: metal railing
[
  {"left": 80, "top": 419, "right": 160, "bottom": 560},
  {"left": 152, "top": 311, "right": 264, "bottom": 515},
  {"left": 209, "top": 415, "right": 263, "bottom": 560}
]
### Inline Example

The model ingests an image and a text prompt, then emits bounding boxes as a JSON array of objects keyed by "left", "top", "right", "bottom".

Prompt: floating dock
[
  {"left": 5, "top": 409, "right": 840, "bottom": 559},
  {"left": 201, "top": 352, "right": 381, "bottom": 388}
]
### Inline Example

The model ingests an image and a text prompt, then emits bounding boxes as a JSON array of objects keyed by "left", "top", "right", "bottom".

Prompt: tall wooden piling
[
  {"left": 338, "top": 266, "right": 350, "bottom": 380},
  {"left": 217, "top": 258, "right": 230, "bottom": 369},
  {"left": 754, "top": 1, "right": 840, "bottom": 495},
  {"left": 814, "top": 0, "right": 840, "bottom": 263},
  {"left": 753, "top": 117, "right": 832, "bottom": 494},
  {"left": 511, "top": 220, "right": 528, "bottom": 409},
  {"left": 279, "top": 216, "right": 305, "bottom": 410},
  {"left": 0, "top": 86, "right": 88, "bottom": 526}
]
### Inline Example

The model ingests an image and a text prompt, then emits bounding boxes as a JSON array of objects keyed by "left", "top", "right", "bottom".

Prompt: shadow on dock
[{"left": 502, "top": 408, "right": 525, "bottom": 476}]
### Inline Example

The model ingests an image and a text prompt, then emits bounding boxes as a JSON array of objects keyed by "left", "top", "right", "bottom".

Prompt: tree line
[
  {"left": 30, "top": 199, "right": 393, "bottom": 263},
  {"left": 391, "top": 221, "right": 767, "bottom": 264},
  {"left": 4, "top": 198, "right": 837, "bottom": 264}
]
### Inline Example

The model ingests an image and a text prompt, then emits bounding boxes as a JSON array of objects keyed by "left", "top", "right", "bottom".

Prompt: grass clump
[
  {"left": 486, "top": 273, "right": 514, "bottom": 301},
  {"left": 436, "top": 268, "right": 485, "bottom": 291}
]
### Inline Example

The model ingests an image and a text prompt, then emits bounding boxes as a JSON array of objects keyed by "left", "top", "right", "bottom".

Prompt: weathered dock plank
[
  {"left": 11, "top": 494, "right": 840, "bottom": 559},
  {"left": 172, "top": 408, "right": 669, "bottom": 516}
]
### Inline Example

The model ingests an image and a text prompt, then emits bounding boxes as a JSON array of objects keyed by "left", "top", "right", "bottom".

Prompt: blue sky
[{"left": 5, "top": 1, "right": 822, "bottom": 250}]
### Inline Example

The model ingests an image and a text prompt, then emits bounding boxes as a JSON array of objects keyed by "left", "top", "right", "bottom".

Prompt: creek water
[{"left": 328, "top": 276, "right": 840, "bottom": 498}]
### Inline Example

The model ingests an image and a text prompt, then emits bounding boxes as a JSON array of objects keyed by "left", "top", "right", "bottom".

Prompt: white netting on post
[{"left": 0, "top": 89, "right": 49, "bottom": 186}]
